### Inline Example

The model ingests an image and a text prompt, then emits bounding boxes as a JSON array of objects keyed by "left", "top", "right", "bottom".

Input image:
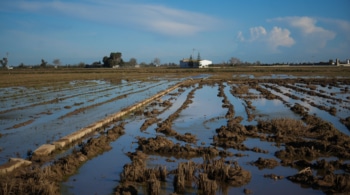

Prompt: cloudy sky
[{"left": 0, "top": 0, "right": 349, "bottom": 65}]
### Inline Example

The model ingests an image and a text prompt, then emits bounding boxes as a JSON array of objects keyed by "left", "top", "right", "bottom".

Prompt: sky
[{"left": 0, "top": 0, "right": 349, "bottom": 66}]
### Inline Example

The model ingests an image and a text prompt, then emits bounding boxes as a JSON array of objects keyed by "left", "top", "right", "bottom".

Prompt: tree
[
  {"left": 102, "top": 52, "right": 123, "bottom": 67},
  {"left": 140, "top": 62, "right": 148, "bottom": 67},
  {"left": 153, "top": 58, "right": 160, "bottom": 67},
  {"left": 40, "top": 59, "right": 47, "bottom": 67},
  {"left": 188, "top": 55, "right": 194, "bottom": 67},
  {"left": 195, "top": 52, "right": 201, "bottom": 67},
  {"left": 53, "top": 59, "right": 61, "bottom": 66},
  {"left": 329, "top": 59, "right": 334, "bottom": 65},
  {"left": 230, "top": 57, "right": 241, "bottom": 66},
  {"left": 197, "top": 52, "right": 201, "bottom": 62},
  {"left": 0, "top": 57, "right": 8, "bottom": 68},
  {"left": 77, "top": 62, "right": 85, "bottom": 67},
  {"left": 103, "top": 56, "right": 109, "bottom": 66},
  {"left": 129, "top": 58, "right": 137, "bottom": 66},
  {"left": 0, "top": 53, "right": 8, "bottom": 68}
]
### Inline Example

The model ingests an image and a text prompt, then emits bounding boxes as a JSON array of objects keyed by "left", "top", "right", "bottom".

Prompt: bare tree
[
  {"left": 230, "top": 57, "right": 241, "bottom": 66},
  {"left": 53, "top": 59, "right": 61, "bottom": 66},
  {"left": 153, "top": 58, "right": 160, "bottom": 67},
  {"left": 129, "top": 58, "right": 137, "bottom": 66}
]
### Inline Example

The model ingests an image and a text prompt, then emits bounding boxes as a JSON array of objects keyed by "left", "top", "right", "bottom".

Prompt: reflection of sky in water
[
  {"left": 63, "top": 120, "right": 142, "bottom": 195},
  {"left": 173, "top": 85, "right": 227, "bottom": 146},
  {"left": 0, "top": 80, "right": 178, "bottom": 164},
  {"left": 243, "top": 138, "right": 282, "bottom": 155},
  {"left": 233, "top": 74, "right": 255, "bottom": 79},
  {"left": 259, "top": 83, "right": 350, "bottom": 135},
  {"left": 190, "top": 74, "right": 211, "bottom": 79},
  {"left": 251, "top": 98, "right": 301, "bottom": 120},
  {"left": 233, "top": 74, "right": 350, "bottom": 80},
  {"left": 248, "top": 88, "right": 260, "bottom": 95},
  {"left": 307, "top": 105, "right": 349, "bottom": 134},
  {"left": 60, "top": 81, "right": 349, "bottom": 195},
  {"left": 224, "top": 83, "right": 255, "bottom": 125},
  {"left": 260, "top": 74, "right": 297, "bottom": 79}
]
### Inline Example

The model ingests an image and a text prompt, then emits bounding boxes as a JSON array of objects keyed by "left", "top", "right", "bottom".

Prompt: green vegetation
[
  {"left": 102, "top": 52, "right": 124, "bottom": 67},
  {"left": 0, "top": 57, "right": 8, "bottom": 68}
]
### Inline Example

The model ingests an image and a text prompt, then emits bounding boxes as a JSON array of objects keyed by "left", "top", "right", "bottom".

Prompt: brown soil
[
  {"left": 118, "top": 149, "right": 251, "bottom": 195},
  {"left": 341, "top": 116, "right": 350, "bottom": 131},
  {"left": 137, "top": 136, "right": 232, "bottom": 158},
  {"left": 7, "top": 119, "right": 35, "bottom": 130},
  {"left": 287, "top": 168, "right": 350, "bottom": 194},
  {"left": 251, "top": 157, "right": 279, "bottom": 169}
]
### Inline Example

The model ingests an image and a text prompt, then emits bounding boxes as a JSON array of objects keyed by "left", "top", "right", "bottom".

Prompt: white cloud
[
  {"left": 14, "top": 1, "right": 221, "bottom": 37},
  {"left": 237, "top": 31, "right": 245, "bottom": 41},
  {"left": 320, "top": 18, "right": 350, "bottom": 40},
  {"left": 238, "top": 26, "right": 294, "bottom": 51},
  {"left": 271, "top": 16, "right": 336, "bottom": 48},
  {"left": 249, "top": 26, "right": 267, "bottom": 41},
  {"left": 268, "top": 27, "right": 295, "bottom": 50}
]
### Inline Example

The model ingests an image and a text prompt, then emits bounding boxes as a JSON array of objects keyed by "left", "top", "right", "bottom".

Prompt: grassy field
[{"left": 1, "top": 66, "right": 349, "bottom": 87}]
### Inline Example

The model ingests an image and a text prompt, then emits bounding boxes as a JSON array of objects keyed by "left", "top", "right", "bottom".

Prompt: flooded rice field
[
  {"left": 0, "top": 79, "right": 179, "bottom": 164},
  {"left": 1, "top": 74, "right": 350, "bottom": 195}
]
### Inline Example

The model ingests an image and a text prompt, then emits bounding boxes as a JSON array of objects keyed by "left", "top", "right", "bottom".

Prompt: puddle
[
  {"left": 172, "top": 84, "right": 227, "bottom": 146},
  {"left": 190, "top": 74, "right": 211, "bottom": 79},
  {"left": 252, "top": 98, "right": 301, "bottom": 120},
  {"left": 233, "top": 74, "right": 255, "bottom": 79}
]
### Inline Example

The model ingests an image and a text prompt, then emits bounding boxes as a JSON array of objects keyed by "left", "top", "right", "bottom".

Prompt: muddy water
[{"left": 60, "top": 79, "right": 350, "bottom": 195}]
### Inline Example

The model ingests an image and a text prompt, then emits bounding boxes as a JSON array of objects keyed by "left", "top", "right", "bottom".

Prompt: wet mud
[{"left": 1, "top": 77, "right": 350, "bottom": 194}]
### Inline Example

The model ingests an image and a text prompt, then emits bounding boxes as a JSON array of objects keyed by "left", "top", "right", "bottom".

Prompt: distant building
[
  {"left": 180, "top": 59, "right": 212, "bottom": 68},
  {"left": 337, "top": 58, "right": 350, "bottom": 66}
]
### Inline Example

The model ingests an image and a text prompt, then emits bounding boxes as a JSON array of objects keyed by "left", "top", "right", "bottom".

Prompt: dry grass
[{"left": 1, "top": 66, "right": 349, "bottom": 88}]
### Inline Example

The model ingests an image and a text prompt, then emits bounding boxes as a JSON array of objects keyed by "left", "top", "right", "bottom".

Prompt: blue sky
[{"left": 0, "top": 0, "right": 349, "bottom": 65}]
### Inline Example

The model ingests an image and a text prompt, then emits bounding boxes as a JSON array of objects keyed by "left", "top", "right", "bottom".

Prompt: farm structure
[{"left": 179, "top": 59, "right": 212, "bottom": 68}]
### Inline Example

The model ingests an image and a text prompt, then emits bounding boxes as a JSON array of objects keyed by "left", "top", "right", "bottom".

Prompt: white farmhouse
[{"left": 180, "top": 59, "right": 212, "bottom": 68}]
